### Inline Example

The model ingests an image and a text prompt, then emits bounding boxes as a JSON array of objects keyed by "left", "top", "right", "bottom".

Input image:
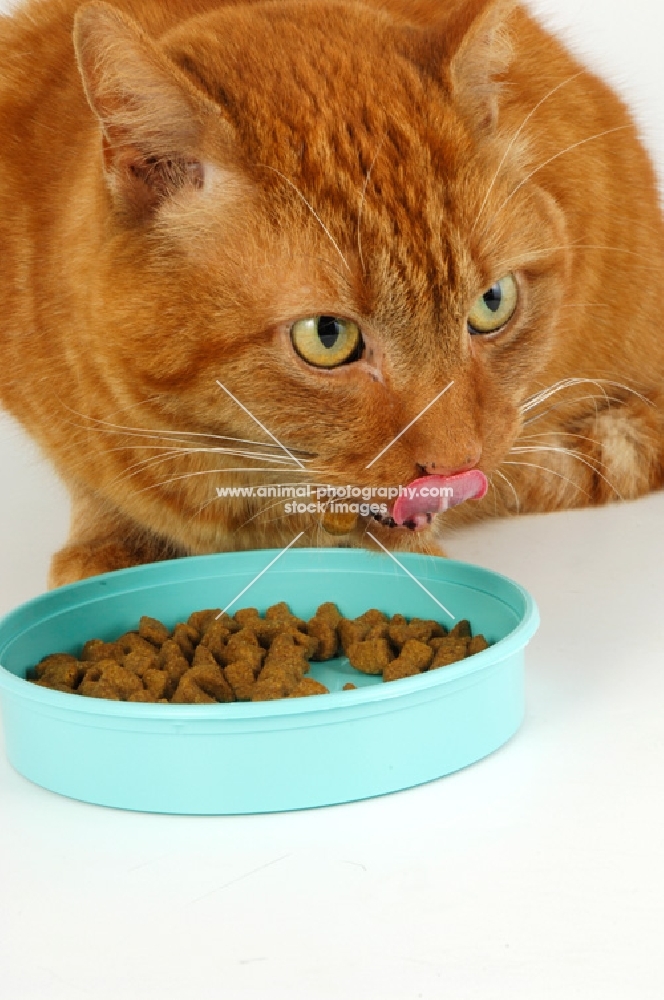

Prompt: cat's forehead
[
  {"left": 164, "top": 3, "right": 471, "bottom": 185},
  {"left": 164, "top": 3, "right": 482, "bottom": 299}
]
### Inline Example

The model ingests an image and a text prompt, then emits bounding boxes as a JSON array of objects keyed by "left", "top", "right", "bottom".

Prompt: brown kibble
[
  {"left": 449, "top": 619, "right": 472, "bottom": 639},
  {"left": 397, "top": 639, "right": 434, "bottom": 672},
  {"left": 339, "top": 618, "right": 370, "bottom": 655},
  {"left": 264, "top": 602, "right": 307, "bottom": 630},
  {"left": 34, "top": 679, "right": 78, "bottom": 693},
  {"left": 32, "top": 654, "right": 83, "bottom": 688},
  {"left": 289, "top": 678, "right": 329, "bottom": 697},
  {"left": 144, "top": 669, "right": 169, "bottom": 700},
  {"left": 222, "top": 628, "right": 264, "bottom": 668},
  {"left": 127, "top": 689, "right": 157, "bottom": 702},
  {"left": 347, "top": 638, "right": 394, "bottom": 675},
  {"left": 182, "top": 661, "right": 235, "bottom": 703},
  {"left": 224, "top": 659, "right": 256, "bottom": 701},
  {"left": 172, "top": 675, "right": 216, "bottom": 704},
  {"left": 250, "top": 674, "right": 291, "bottom": 701},
  {"left": 186, "top": 609, "right": 222, "bottom": 634},
  {"left": 233, "top": 607, "right": 262, "bottom": 629},
  {"left": 81, "top": 639, "right": 123, "bottom": 663},
  {"left": 171, "top": 623, "right": 200, "bottom": 661},
  {"left": 388, "top": 618, "right": 442, "bottom": 649},
  {"left": 157, "top": 639, "right": 188, "bottom": 667},
  {"left": 30, "top": 602, "right": 485, "bottom": 702},
  {"left": 314, "top": 602, "right": 342, "bottom": 627},
  {"left": 383, "top": 658, "right": 423, "bottom": 682},
  {"left": 307, "top": 618, "right": 338, "bottom": 660},
  {"left": 138, "top": 616, "right": 171, "bottom": 647},
  {"left": 356, "top": 609, "right": 388, "bottom": 626},
  {"left": 289, "top": 628, "right": 318, "bottom": 660},
  {"left": 430, "top": 640, "right": 468, "bottom": 669},
  {"left": 123, "top": 649, "right": 158, "bottom": 678},
  {"left": 77, "top": 678, "right": 121, "bottom": 700},
  {"left": 199, "top": 621, "right": 231, "bottom": 663},
  {"left": 97, "top": 661, "right": 144, "bottom": 700},
  {"left": 468, "top": 635, "right": 489, "bottom": 655},
  {"left": 116, "top": 632, "right": 159, "bottom": 658}
]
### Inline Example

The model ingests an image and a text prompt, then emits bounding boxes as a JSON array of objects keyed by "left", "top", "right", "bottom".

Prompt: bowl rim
[{"left": 0, "top": 549, "right": 539, "bottom": 720}]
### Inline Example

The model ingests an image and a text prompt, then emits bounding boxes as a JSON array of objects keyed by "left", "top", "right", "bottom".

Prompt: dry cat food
[{"left": 28, "top": 603, "right": 490, "bottom": 704}]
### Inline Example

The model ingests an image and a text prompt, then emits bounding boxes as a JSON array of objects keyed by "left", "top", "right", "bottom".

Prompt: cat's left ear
[
  {"left": 436, "top": 0, "right": 517, "bottom": 134},
  {"left": 73, "top": 1, "right": 235, "bottom": 218}
]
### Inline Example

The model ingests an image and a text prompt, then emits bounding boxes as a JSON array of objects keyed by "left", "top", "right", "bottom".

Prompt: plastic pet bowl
[{"left": 0, "top": 548, "right": 539, "bottom": 814}]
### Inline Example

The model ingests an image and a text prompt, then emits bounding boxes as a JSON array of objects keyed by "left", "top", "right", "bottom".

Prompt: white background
[{"left": 1, "top": 1, "right": 663, "bottom": 997}]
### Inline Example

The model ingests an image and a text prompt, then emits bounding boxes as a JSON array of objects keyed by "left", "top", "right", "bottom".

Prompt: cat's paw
[{"left": 48, "top": 540, "right": 145, "bottom": 588}]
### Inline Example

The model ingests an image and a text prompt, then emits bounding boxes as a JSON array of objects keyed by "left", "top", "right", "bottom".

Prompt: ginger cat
[{"left": 0, "top": 0, "right": 662, "bottom": 587}]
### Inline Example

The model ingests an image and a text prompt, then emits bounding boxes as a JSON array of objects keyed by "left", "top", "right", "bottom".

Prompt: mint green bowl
[{"left": 0, "top": 549, "right": 538, "bottom": 814}]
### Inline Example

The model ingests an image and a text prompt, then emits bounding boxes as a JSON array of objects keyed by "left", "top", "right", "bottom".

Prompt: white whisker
[
  {"left": 258, "top": 164, "right": 352, "bottom": 274},
  {"left": 502, "top": 460, "right": 591, "bottom": 498},
  {"left": 357, "top": 135, "right": 385, "bottom": 276},
  {"left": 471, "top": 70, "right": 584, "bottom": 233},
  {"left": 493, "top": 468, "right": 521, "bottom": 513},
  {"left": 485, "top": 125, "right": 632, "bottom": 230},
  {"left": 509, "top": 445, "right": 623, "bottom": 499}
]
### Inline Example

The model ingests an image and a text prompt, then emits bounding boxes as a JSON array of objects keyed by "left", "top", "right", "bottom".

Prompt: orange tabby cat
[{"left": 0, "top": 0, "right": 662, "bottom": 586}]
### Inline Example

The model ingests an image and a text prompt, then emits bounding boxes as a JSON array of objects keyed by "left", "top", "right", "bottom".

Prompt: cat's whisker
[
  {"left": 257, "top": 163, "right": 352, "bottom": 274},
  {"left": 357, "top": 135, "right": 385, "bottom": 277},
  {"left": 60, "top": 414, "right": 314, "bottom": 456},
  {"left": 521, "top": 377, "right": 612, "bottom": 413},
  {"left": 471, "top": 70, "right": 584, "bottom": 234},
  {"left": 109, "top": 446, "right": 313, "bottom": 486},
  {"left": 518, "top": 428, "right": 606, "bottom": 448},
  {"left": 133, "top": 467, "right": 325, "bottom": 495},
  {"left": 52, "top": 396, "right": 315, "bottom": 455},
  {"left": 508, "top": 444, "right": 623, "bottom": 499},
  {"left": 522, "top": 394, "right": 623, "bottom": 427},
  {"left": 493, "top": 468, "right": 521, "bottom": 513},
  {"left": 482, "top": 125, "right": 633, "bottom": 235},
  {"left": 501, "top": 460, "right": 591, "bottom": 498}
]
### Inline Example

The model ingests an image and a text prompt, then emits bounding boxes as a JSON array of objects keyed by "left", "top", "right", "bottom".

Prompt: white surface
[{"left": 1, "top": 0, "right": 664, "bottom": 998}]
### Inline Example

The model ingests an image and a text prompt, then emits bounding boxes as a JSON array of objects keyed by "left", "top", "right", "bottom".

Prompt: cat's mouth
[{"left": 371, "top": 470, "right": 489, "bottom": 531}]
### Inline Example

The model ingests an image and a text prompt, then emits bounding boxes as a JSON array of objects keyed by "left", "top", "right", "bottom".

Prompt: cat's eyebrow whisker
[
  {"left": 482, "top": 125, "right": 633, "bottom": 235},
  {"left": 471, "top": 70, "right": 584, "bottom": 234},
  {"left": 493, "top": 468, "right": 521, "bottom": 513},
  {"left": 501, "top": 460, "right": 591, "bottom": 498},
  {"left": 508, "top": 444, "right": 623, "bottom": 499},
  {"left": 357, "top": 135, "right": 385, "bottom": 277},
  {"left": 257, "top": 163, "right": 352, "bottom": 274},
  {"left": 493, "top": 244, "right": 662, "bottom": 274}
]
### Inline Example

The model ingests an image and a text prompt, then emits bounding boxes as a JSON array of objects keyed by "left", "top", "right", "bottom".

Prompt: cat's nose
[{"left": 417, "top": 448, "right": 482, "bottom": 478}]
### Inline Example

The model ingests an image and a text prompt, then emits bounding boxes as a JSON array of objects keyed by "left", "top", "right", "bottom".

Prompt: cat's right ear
[{"left": 73, "top": 2, "right": 236, "bottom": 219}]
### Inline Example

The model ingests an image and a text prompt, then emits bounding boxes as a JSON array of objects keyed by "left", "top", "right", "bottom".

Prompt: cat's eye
[
  {"left": 468, "top": 274, "right": 518, "bottom": 335},
  {"left": 290, "top": 316, "right": 363, "bottom": 368}
]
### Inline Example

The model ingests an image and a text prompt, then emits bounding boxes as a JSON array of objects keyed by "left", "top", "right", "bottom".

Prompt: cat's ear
[
  {"left": 440, "top": 0, "right": 517, "bottom": 133},
  {"left": 73, "top": 1, "right": 232, "bottom": 217}
]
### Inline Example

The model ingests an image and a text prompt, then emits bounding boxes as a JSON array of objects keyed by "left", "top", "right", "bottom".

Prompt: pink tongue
[{"left": 392, "top": 470, "right": 488, "bottom": 526}]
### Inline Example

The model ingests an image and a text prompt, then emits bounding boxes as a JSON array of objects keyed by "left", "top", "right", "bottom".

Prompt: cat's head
[{"left": 72, "top": 0, "right": 569, "bottom": 551}]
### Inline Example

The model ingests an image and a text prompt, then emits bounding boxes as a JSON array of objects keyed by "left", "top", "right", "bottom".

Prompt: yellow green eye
[
  {"left": 468, "top": 274, "right": 518, "bottom": 334},
  {"left": 291, "top": 316, "right": 362, "bottom": 368}
]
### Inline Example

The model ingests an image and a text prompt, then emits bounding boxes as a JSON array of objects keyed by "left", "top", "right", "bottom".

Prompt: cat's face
[{"left": 76, "top": 0, "right": 570, "bottom": 550}]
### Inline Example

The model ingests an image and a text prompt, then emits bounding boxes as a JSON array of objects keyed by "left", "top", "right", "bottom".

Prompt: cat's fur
[{"left": 0, "top": 0, "right": 662, "bottom": 586}]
